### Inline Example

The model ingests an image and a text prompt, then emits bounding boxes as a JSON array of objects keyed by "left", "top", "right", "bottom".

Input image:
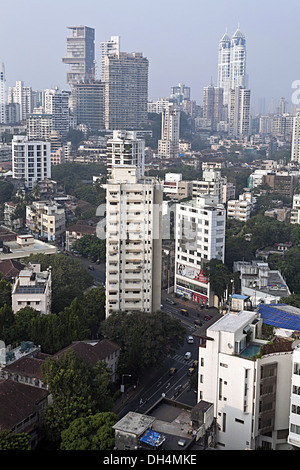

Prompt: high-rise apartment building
[
  {"left": 72, "top": 81, "right": 105, "bottom": 131},
  {"left": 103, "top": 52, "right": 148, "bottom": 130},
  {"left": 105, "top": 165, "right": 162, "bottom": 317},
  {"left": 8, "top": 80, "right": 33, "bottom": 121},
  {"left": 12, "top": 135, "right": 51, "bottom": 189},
  {"left": 170, "top": 83, "right": 191, "bottom": 104},
  {"left": 217, "top": 26, "right": 247, "bottom": 106},
  {"left": 291, "top": 110, "right": 300, "bottom": 163},
  {"left": 203, "top": 85, "right": 224, "bottom": 130},
  {"left": 26, "top": 113, "right": 53, "bottom": 141},
  {"left": 100, "top": 36, "right": 120, "bottom": 80},
  {"left": 228, "top": 86, "right": 251, "bottom": 137},
  {"left": 44, "top": 88, "right": 70, "bottom": 140},
  {"left": 0, "top": 63, "right": 6, "bottom": 124},
  {"left": 174, "top": 195, "right": 226, "bottom": 306},
  {"left": 62, "top": 26, "right": 95, "bottom": 87},
  {"left": 106, "top": 130, "right": 145, "bottom": 176},
  {"left": 158, "top": 103, "right": 180, "bottom": 159}
]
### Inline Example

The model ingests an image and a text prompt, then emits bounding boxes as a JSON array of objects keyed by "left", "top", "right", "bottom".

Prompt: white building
[
  {"left": 105, "top": 166, "right": 162, "bottom": 317},
  {"left": 8, "top": 80, "right": 33, "bottom": 121},
  {"left": 291, "top": 110, "right": 300, "bottom": 163},
  {"left": 26, "top": 201, "right": 65, "bottom": 243},
  {"left": 44, "top": 88, "right": 70, "bottom": 140},
  {"left": 227, "top": 192, "right": 254, "bottom": 222},
  {"left": 0, "top": 63, "right": 6, "bottom": 124},
  {"left": 11, "top": 263, "right": 52, "bottom": 315},
  {"left": 291, "top": 193, "right": 300, "bottom": 224},
  {"left": 228, "top": 86, "right": 251, "bottom": 137},
  {"left": 174, "top": 195, "right": 226, "bottom": 306},
  {"left": 198, "top": 310, "right": 294, "bottom": 450},
  {"left": 158, "top": 103, "right": 180, "bottom": 159},
  {"left": 100, "top": 35, "right": 120, "bottom": 80},
  {"left": 12, "top": 135, "right": 51, "bottom": 189},
  {"left": 106, "top": 130, "right": 145, "bottom": 176},
  {"left": 192, "top": 170, "right": 224, "bottom": 203}
]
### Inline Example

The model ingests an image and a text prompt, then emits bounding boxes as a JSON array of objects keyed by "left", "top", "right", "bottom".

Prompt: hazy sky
[{"left": 1, "top": 0, "right": 299, "bottom": 113}]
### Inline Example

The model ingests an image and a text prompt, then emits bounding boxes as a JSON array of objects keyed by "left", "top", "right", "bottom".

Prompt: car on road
[
  {"left": 184, "top": 352, "right": 192, "bottom": 360},
  {"left": 180, "top": 309, "right": 189, "bottom": 316},
  {"left": 169, "top": 367, "right": 177, "bottom": 375},
  {"left": 166, "top": 298, "right": 176, "bottom": 305},
  {"left": 204, "top": 314, "right": 212, "bottom": 321},
  {"left": 187, "top": 367, "right": 195, "bottom": 376},
  {"left": 187, "top": 335, "right": 194, "bottom": 344},
  {"left": 194, "top": 319, "right": 203, "bottom": 327},
  {"left": 88, "top": 265, "right": 95, "bottom": 271},
  {"left": 192, "top": 360, "right": 198, "bottom": 368}
]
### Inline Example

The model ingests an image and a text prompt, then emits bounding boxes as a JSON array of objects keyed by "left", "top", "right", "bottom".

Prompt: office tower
[
  {"left": 106, "top": 130, "right": 145, "bottom": 175},
  {"left": 0, "top": 63, "right": 5, "bottom": 124},
  {"left": 12, "top": 135, "right": 51, "bottom": 189},
  {"left": 62, "top": 26, "right": 95, "bottom": 87},
  {"left": 100, "top": 36, "right": 120, "bottom": 80},
  {"left": 158, "top": 103, "right": 180, "bottom": 159},
  {"left": 72, "top": 81, "right": 105, "bottom": 131},
  {"left": 105, "top": 165, "right": 162, "bottom": 317},
  {"left": 291, "top": 110, "right": 300, "bottom": 163},
  {"left": 104, "top": 52, "right": 148, "bottom": 130},
  {"left": 174, "top": 195, "right": 226, "bottom": 306},
  {"left": 170, "top": 83, "right": 191, "bottom": 104},
  {"left": 218, "top": 26, "right": 247, "bottom": 106},
  {"left": 203, "top": 85, "right": 224, "bottom": 130},
  {"left": 8, "top": 80, "right": 33, "bottom": 121},
  {"left": 228, "top": 86, "right": 251, "bottom": 137},
  {"left": 44, "top": 88, "right": 70, "bottom": 140}
]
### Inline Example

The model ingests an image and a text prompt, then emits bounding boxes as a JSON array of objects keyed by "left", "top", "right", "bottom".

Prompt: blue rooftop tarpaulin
[
  {"left": 140, "top": 429, "right": 165, "bottom": 447},
  {"left": 258, "top": 304, "right": 300, "bottom": 330}
]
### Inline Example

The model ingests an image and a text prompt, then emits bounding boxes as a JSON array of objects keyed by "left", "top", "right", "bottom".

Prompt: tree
[
  {"left": 60, "top": 412, "right": 118, "bottom": 450},
  {"left": 202, "top": 259, "right": 233, "bottom": 304},
  {"left": 73, "top": 234, "right": 106, "bottom": 261},
  {"left": 100, "top": 310, "right": 185, "bottom": 379},
  {"left": 0, "top": 431, "right": 30, "bottom": 450},
  {"left": 41, "top": 350, "right": 113, "bottom": 444}
]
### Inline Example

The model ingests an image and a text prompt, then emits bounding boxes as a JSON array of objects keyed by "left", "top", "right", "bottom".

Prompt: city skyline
[{"left": 0, "top": 0, "right": 299, "bottom": 114}]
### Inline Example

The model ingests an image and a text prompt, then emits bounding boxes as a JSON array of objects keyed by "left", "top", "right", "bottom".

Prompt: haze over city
[{"left": 1, "top": 0, "right": 299, "bottom": 112}]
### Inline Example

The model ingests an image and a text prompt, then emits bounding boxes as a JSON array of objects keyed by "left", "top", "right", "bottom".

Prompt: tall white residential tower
[{"left": 291, "top": 110, "right": 300, "bottom": 163}]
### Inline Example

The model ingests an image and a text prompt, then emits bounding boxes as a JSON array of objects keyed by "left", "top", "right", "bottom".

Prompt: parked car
[
  {"left": 187, "top": 335, "right": 194, "bottom": 344},
  {"left": 166, "top": 298, "right": 176, "bottom": 305},
  {"left": 204, "top": 314, "right": 212, "bottom": 321}
]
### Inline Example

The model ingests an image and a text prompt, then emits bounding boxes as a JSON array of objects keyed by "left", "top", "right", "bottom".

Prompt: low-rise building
[
  {"left": 26, "top": 201, "right": 65, "bottom": 243},
  {"left": 11, "top": 263, "right": 52, "bottom": 315}
]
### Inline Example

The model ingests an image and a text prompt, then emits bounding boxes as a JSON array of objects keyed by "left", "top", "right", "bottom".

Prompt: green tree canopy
[{"left": 60, "top": 412, "right": 118, "bottom": 450}]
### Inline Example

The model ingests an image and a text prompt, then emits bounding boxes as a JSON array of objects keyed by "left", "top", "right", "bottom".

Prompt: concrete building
[
  {"left": 44, "top": 88, "right": 70, "bottom": 140},
  {"left": 62, "top": 26, "right": 95, "bottom": 87},
  {"left": 291, "top": 110, "right": 300, "bottom": 163},
  {"left": 26, "top": 113, "right": 53, "bottom": 141},
  {"left": 228, "top": 86, "right": 251, "bottom": 137},
  {"left": 8, "top": 80, "right": 33, "bottom": 121},
  {"left": 170, "top": 83, "right": 191, "bottom": 104},
  {"left": 203, "top": 85, "right": 224, "bottom": 131},
  {"left": 26, "top": 201, "right": 65, "bottom": 243},
  {"left": 0, "top": 63, "right": 6, "bottom": 124},
  {"left": 227, "top": 192, "right": 254, "bottom": 222},
  {"left": 12, "top": 135, "right": 51, "bottom": 189},
  {"left": 72, "top": 80, "right": 105, "bottom": 131},
  {"left": 106, "top": 130, "right": 145, "bottom": 176},
  {"left": 105, "top": 166, "right": 162, "bottom": 317},
  {"left": 174, "top": 195, "right": 226, "bottom": 306},
  {"left": 100, "top": 36, "right": 120, "bottom": 81},
  {"left": 234, "top": 260, "right": 291, "bottom": 306},
  {"left": 192, "top": 170, "right": 224, "bottom": 203},
  {"left": 12, "top": 263, "right": 52, "bottom": 315},
  {"left": 103, "top": 51, "right": 148, "bottom": 130},
  {"left": 198, "top": 310, "right": 294, "bottom": 450},
  {"left": 291, "top": 193, "right": 300, "bottom": 224},
  {"left": 158, "top": 103, "right": 180, "bottom": 159},
  {"left": 163, "top": 173, "right": 193, "bottom": 200}
]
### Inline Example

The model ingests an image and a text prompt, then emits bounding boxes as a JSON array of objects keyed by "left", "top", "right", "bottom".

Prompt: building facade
[
  {"left": 106, "top": 130, "right": 145, "bottom": 176},
  {"left": 72, "top": 81, "right": 105, "bottom": 131},
  {"left": 228, "top": 86, "right": 251, "bottom": 137},
  {"left": 158, "top": 103, "right": 180, "bottom": 159},
  {"left": 100, "top": 36, "right": 120, "bottom": 81},
  {"left": 174, "top": 195, "right": 226, "bottom": 306},
  {"left": 62, "top": 25, "right": 95, "bottom": 87},
  {"left": 44, "top": 88, "right": 70, "bottom": 140},
  {"left": 0, "top": 63, "right": 6, "bottom": 124},
  {"left": 291, "top": 110, "right": 300, "bottom": 163},
  {"left": 12, "top": 135, "right": 51, "bottom": 189},
  {"left": 104, "top": 52, "right": 148, "bottom": 130},
  {"left": 26, "top": 201, "right": 66, "bottom": 243},
  {"left": 105, "top": 166, "right": 162, "bottom": 317}
]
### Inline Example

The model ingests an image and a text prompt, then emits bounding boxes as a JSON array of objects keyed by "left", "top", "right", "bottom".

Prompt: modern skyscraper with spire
[{"left": 217, "top": 25, "right": 247, "bottom": 106}]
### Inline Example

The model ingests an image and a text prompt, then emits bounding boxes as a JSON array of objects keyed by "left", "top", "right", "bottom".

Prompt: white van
[{"left": 184, "top": 352, "right": 192, "bottom": 360}]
